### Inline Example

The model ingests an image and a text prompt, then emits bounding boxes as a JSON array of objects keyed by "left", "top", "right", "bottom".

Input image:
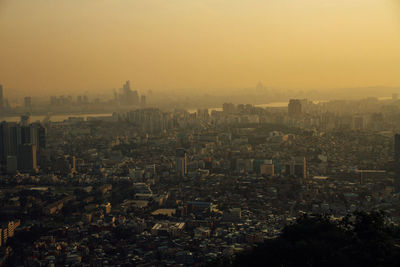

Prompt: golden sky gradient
[{"left": 0, "top": 0, "right": 400, "bottom": 94}]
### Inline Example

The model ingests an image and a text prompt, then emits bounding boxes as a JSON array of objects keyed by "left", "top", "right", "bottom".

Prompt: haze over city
[
  {"left": 3, "top": 1, "right": 400, "bottom": 266},
  {"left": 1, "top": 0, "right": 400, "bottom": 97}
]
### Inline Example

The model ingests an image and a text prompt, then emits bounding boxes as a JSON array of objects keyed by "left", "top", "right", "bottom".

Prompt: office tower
[
  {"left": 124, "top": 80, "right": 130, "bottom": 91},
  {"left": 176, "top": 148, "right": 187, "bottom": 177},
  {"left": 126, "top": 108, "right": 167, "bottom": 134},
  {"left": 0, "top": 84, "right": 3, "bottom": 110},
  {"left": 6, "top": 156, "right": 17, "bottom": 174},
  {"left": 0, "top": 122, "right": 19, "bottom": 163},
  {"left": 0, "top": 121, "right": 46, "bottom": 171},
  {"left": 29, "top": 123, "right": 46, "bottom": 166},
  {"left": 285, "top": 157, "right": 307, "bottom": 178},
  {"left": 0, "top": 122, "right": 7, "bottom": 163},
  {"left": 7, "top": 123, "right": 20, "bottom": 157},
  {"left": 36, "top": 124, "right": 46, "bottom": 151},
  {"left": 20, "top": 126, "right": 32, "bottom": 145},
  {"left": 223, "top": 103, "right": 235, "bottom": 114},
  {"left": 288, "top": 99, "right": 302, "bottom": 117},
  {"left": 24, "top": 97, "right": 32, "bottom": 109},
  {"left": 122, "top": 80, "right": 131, "bottom": 105},
  {"left": 132, "top": 90, "right": 139, "bottom": 105},
  {"left": 197, "top": 109, "right": 209, "bottom": 120},
  {"left": 394, "top": 134, "right": 400, "bottom": 191},
  {"left": 141, "top": 95, "right": 146, "bottom": 107},
  {"left": 120, "top": 80, "right": 139, "bottom": 105},
  {"left": 17, "top": 143, "right": 37, "bottom": 173}
]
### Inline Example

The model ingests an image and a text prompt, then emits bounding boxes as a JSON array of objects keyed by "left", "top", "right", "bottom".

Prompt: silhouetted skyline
[{"left": 1, "top": 0, "right": 400, "bottom": 94}]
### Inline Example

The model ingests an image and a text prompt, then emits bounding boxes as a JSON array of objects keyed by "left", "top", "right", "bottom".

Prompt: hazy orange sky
[{"left": 0, "top": 0, "right": 400, "bottom": 95}]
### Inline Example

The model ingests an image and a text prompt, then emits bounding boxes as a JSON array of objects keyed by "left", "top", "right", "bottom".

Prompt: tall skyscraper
[
  {"left": 132, "top": 90, "right": 139, "bottom": 105},
  {"left": 0, "top": 121, "right": 46, "bottom": 173},
  {"left": 176, "top": 148, "right": 187, "bottom": 177},
  {"left": 141, "top": 95, "right": 146, "bottom": 107},
  {"left": 120, "top": 80, "right": 139, "bottom": 105},
  {"left": 0, "top": 84, "right": 3, "bottom": 111},
  {"left": 394, "top": 134, "right": 400, "bottom": 191},
  {"left": 17, "top": 143, "right": 37, "bottom": 173},
  {"left": 35, "top": 123, "right": 46, "bottom": 152},
  {"left": 0, "top": 122, "right": 19, "bottom": 163},
  {"left": 6, "top": 122, "right": 20, "bottom": 157},
  {"left": 0, "top": 122, "right": 7, "bottom": 163},
  {"left": 288, "top": 99, "right": 302, "bottom": 117},
  {"left": 24, "top": 97, "right": 32, "bottom": 109}
]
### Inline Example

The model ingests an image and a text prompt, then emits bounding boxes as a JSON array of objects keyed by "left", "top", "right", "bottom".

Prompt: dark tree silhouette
[{"left": 210, "top": 211, "right": 400, "bottom": 267}]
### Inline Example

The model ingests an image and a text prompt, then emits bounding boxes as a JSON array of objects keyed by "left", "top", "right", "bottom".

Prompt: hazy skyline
[{"left": 1, "top": 0, "right": 400, "bottom": 95}]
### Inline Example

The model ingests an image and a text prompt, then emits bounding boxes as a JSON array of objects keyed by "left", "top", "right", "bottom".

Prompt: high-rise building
[
  {"left": 17, "top": 143, "right": 37, "bottom": 173},
  {"left": 0, "top": 122, "right": 7, "bottom": 163},
  {"left": 0, "top": 121, "right": 46, "bottom": 172},
  {"left": 141, "top": 95, "right": 146, "bottom": 107},
  {"left": 20, "top": 126, "right": 32, "bottom": 145},
  {"left": 197, "top": 109, "right": 209, "bottom": 120},
  {"left": 223, "top": 103, "right": 236, "bottom": 114},
  {"left": 6, "top": 156, "right": 17, "bottom": 174},
  {"left": 285, "top": 157, "right": 307, "bottom": 178},
  {"left": 0, "top": 84, "right": 3, "bottom": 111},
  {"left": 394, "top": 134, "right": 400, "bottom": 191},
  {"left": 124, "top": 80, "right": 130, "bottom": 91},
  {"left": 24, "top": 97, "right": 32, "bottom": 109},
  {"left": 120, "top": 80, "right": 140, "bottom": 105},
  {"left": 176, "top": 148, "right": 187, "bottom": 177},
  {"left": 0, "top": 122, "right": 19, "bottom": 163},
  {"left": 7, "top": 123, "right": 20, "bottom": 157},
  {"left": 288, "top": 99, "right": 302, "bottom": 117}
]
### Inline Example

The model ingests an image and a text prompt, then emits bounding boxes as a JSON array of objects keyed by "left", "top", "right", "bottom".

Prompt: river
[
  {"left": 1, "top": 97, "right": 392, "bottom": 122},
  {"left": 0, "top": 113, "right": 114, "bottom": 123}
]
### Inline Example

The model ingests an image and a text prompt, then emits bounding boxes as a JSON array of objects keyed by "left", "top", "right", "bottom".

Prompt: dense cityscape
[{"left": 1, "top": 81, "right": 400, "bottom": 265}]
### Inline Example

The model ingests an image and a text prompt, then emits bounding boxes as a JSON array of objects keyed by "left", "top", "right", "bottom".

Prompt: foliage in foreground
[{"left": 211, "top": 211, "right": 400, "bottom": 267}]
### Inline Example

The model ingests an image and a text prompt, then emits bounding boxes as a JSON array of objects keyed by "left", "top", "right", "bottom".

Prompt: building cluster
[
  {"left": 114, "top": 80, "right": 146, "bottom": 107},
  {"left": 1, "top": 96, "right": 400, "bottom": 265},
  {"left": 0, "top": 117, "right": 46, "bottom": 174},
  {"left": 0, "top": 82, "right": 149, "bottom": 116},
  {"left": 50, "top": 95, "right": 89, "bottom": 106}
]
